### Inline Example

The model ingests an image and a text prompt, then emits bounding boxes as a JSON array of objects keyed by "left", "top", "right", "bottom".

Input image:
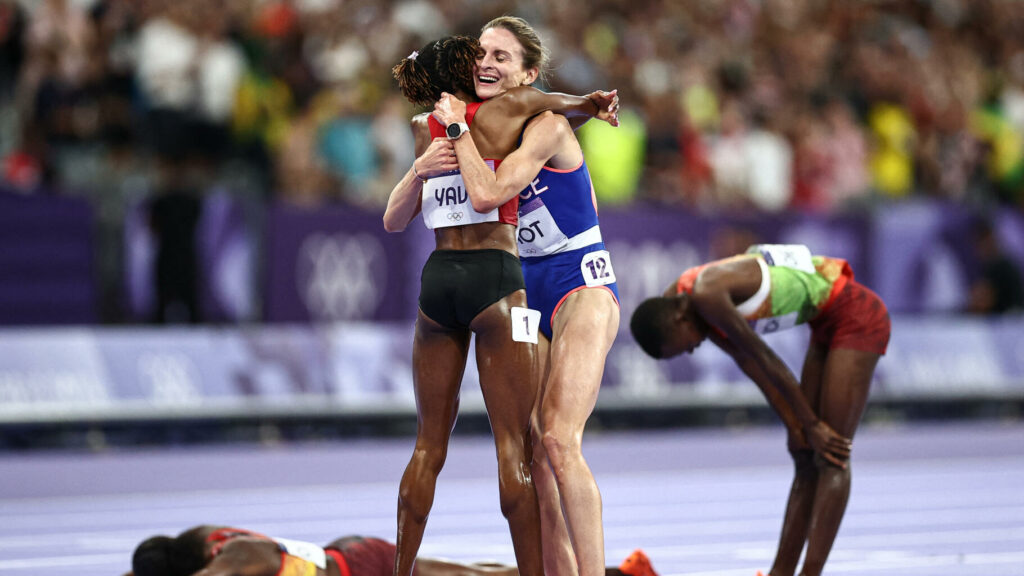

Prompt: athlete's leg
[
  {"left": 768, "top": 340, "right": 826, "bottom": 576},
  {"left": 394, "top": 311, "right": 471, "bottom": 576},
  {"left": 413, "top": 558, "right": 638, "bottom": 576},
  {"left": 414, "top": 557, "right": 519, "bottom": 576},
  {"left": 538, "top": 288, "right": 619, "bottom": 576},
  {"left": 798, "top": 347, "right": 879, "bottom": 576},
  {"left": 470, "top": 289, "right": 544, "bottom": 576},
  {"left": 529, "top": 335, "right": 578, "bottom": 576}
]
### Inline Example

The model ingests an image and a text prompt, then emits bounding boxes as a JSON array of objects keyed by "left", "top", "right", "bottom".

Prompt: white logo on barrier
[
  {"left": 297, "top": 232, "right": 386, "bottom": 321},
  {"left": 138, "top": 352, "right": 200, "bottom": 404}
]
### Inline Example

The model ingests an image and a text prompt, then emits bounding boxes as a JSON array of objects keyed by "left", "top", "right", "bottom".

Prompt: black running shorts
[{"left": 419, "top": 249, "right": 525, "bottom": 329}]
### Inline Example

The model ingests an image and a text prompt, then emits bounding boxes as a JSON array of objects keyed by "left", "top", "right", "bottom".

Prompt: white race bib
[
  {"left": 749, "top": 311, "right": 799, "bottom": 335},
  {"left": 517, "top": 201, "right": 568, "bottom": 256},
  {"left": 511, "top": 307, "right": 541, "bottom": 343},
  {"left": 580, "top": 250, "right": 616, "bottom": 287},
  {"left": 421, "top": 164, "right": 499, "bottom": 229},
  {"left": 273, "top": 537, "right": 327, "bottom": 569},
  {"left": 747, "top": 244, "right": 815, "bottom": 274}
]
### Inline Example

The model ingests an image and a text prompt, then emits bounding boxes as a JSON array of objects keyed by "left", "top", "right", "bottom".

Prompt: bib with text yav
[{"left": 422, "top": 163, "right": 498, "bottom": 229}]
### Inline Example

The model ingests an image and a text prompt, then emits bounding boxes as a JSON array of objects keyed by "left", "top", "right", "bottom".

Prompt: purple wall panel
[
  {"left": 263, "top": 202, "right": 430, "bottom": 322},
  {"left": 0, "top": 190, "right": 96, "bottom": 325}
]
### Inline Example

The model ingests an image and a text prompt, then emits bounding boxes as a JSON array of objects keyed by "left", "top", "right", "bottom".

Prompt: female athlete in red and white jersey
[{"left": 384, "top": 35, "right": 618, "bottom": 576}]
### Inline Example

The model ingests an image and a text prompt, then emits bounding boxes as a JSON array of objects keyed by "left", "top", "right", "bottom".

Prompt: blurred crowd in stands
[{"left": 1, "top": 0, "right": 1023, "bottom": 321}]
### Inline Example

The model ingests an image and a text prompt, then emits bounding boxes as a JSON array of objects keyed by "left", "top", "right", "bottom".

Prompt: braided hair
[
  {"left": 131, "top": 528, "right": 208, "bottom": 576},
  {"left": 393, "top": 35, "right": 482, "bottom": 107}
]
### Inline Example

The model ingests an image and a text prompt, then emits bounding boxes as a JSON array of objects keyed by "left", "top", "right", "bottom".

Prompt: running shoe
[{"left": 619, "top": 549, "right": 659, "bottom": 576}]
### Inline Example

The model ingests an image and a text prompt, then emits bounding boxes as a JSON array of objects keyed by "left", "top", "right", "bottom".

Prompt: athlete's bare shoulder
[
  {"left": 411, "top": 112, "right": 430, "bottom": 128},
  {"left": 411, "top": 113, "right": 432, "bottom": 153}
]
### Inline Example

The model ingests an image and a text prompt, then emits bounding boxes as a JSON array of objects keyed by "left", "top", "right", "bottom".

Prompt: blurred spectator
[
  {"left": 0, "top": 0, "right": 25, "bottom": 101},
  {"left": 2, "top": 121, "right": 51, "bottom": 192},
  {"left": 149, "top": 155, "right": 203, "bottom": 324},
  {"left": 972, "top": 93, "right": 1024, "bottom": 207},
  {"left": 317, "top": 87, "right": 379, "bottom": 204},
  {"left": 578, "top": 107, "right": 646, "bottom": 206},
  {"left": 868, "top": 102, "right": 917, "bottom": 198},
  {"left": 135, "top": 3, "right": 201, "bottom": 159},
  {"left": 191, "top": 1, "right": 246, "bottom": 161},
  {"left": 790, "top": 106, "right": 832, "bottom": 212},
  {"left": 707, "top": 98, "right": 752, "bottom": 210},
  {"left": 23, "top": 0, "right": 95, "bottom": 101},
  {"left": 89, "top": 0, "right": 141, "bottom": 151},
  {"left": 5, "top": 0, "right": 1024, "bottom": 325},
  {"left": 368, "top": 93, "right": 415, "bottom": 202},
  {"left": 821, "top": 96, "right": 870, "bottom": 210},
  {"left": 274, "top": 95, "right": 332, "bottom": 206},
  {"left": 135, "top": 1, "right": 244, "bottom": 161},
  {"left": 744, "top": 109, "right": 792, "bottom": 213},
  {"left": 966, "top": 218, "right": 1024, "bottom": 315}
]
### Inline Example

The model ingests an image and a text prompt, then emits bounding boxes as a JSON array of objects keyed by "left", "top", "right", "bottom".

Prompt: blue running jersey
[
  {"left": 517, "top": 161, "right": 602, "bottom": 259},
  {"left": 517, "top": 160, "right": 618, "bottom": 338}
]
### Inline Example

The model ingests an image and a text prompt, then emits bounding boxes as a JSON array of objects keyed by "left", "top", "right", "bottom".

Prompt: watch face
[{"left": 446, "top": 123, "right": 461, "bottom": 138}]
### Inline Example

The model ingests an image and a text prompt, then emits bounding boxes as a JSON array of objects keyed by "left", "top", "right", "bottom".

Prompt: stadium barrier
[{"left": 1, "top": 315, "right": 1022, "bottom": 427}]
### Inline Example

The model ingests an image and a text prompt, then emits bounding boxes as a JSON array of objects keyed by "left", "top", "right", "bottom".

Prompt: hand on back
[
  {"left": 416, "top": 138, "right": 458, "bottom": 179},
  {"left": 433, "top": 92, "right": 467, "bottom": 127}
]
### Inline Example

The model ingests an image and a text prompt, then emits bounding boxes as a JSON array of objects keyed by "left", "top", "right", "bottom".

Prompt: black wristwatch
[{"left": 446, "top": 122, "right": 470, "bottom": 140}]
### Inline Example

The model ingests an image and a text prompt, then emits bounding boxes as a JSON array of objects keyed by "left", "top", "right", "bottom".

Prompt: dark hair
[
  {"left": 481, "top": 16, "right": 551, "bottom": 83},
  {"left": 392, "top": 35, "right": 482, "bottom": 107},
  {"left": 629, "top": 297, "right": 680, "bottom": 359},
  {"left": 132, "top": 529, "right": 208, "bottom": 576}
]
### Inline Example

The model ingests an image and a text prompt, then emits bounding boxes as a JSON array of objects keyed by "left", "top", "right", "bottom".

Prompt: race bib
[
  {"left": 749, "top": 311, "right": 799, "bottom": 335},
  {"left": 747, "top": 244, "right": 815, "bottom": 274},
  {"left": 580, "top": 250, "right": 616, "bottom": 287},
  {"left": 273, "top": 538, "right": 327, "bottom": 569},
  {"left": 421, "top": 165, "right": 499, "bottom": 229},
  {"left": 511, "top": 306, "right": 541, "bottom": 344},
  {"left": 517, "top": 199, "right": 568, "bottom": 257}
]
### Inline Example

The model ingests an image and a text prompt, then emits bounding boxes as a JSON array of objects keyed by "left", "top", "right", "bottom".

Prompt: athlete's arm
[
  {"left": 434, "top": 95, "right": 566, "bottom": 212},
  {"left": 499, "top": 85, "right": 619, "bottom": 126},
  {"left": 707, "top": 330, "right": 803, "bottom": 437},
  {"left": 691, "top": 265, "right": 852, "bottom": 468},
  {"left": 383, "top": 115, "right": 457, "bottom": 232}
]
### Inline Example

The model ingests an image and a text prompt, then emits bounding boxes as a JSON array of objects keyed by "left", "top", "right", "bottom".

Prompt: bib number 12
[{"left": 580, "top": 250, "right": 616, "bottom": 287}]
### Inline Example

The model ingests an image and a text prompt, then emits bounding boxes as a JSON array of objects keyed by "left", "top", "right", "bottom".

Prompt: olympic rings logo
[{"left": 447, "top": 212, "right": 464, "bottom": 221}]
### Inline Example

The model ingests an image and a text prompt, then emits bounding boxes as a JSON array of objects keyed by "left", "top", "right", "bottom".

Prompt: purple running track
[{"left": 1, "top": 421, "right": 1022, "bottom": 576}]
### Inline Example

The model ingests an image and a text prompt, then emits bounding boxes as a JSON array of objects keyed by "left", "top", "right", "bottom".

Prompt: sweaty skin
[
  {"left": 647, "top": 254, "right": 886, "bottom": 576},
  {"left": 384, "top": 40, "right": 617, "bottom": 576},
  {"left": 434, "top": 89, "right": 620, "bottom": 576}
]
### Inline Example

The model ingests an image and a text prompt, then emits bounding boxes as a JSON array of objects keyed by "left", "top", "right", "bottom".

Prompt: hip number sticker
[{"left": 580, "top": 250, "right": 616, "bottom": 287}]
